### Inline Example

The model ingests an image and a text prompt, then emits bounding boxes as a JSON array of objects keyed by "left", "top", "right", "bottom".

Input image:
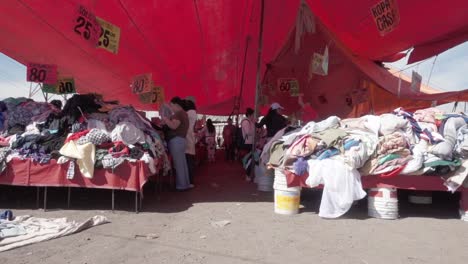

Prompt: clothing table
[
  {"left": 285, "top": 172, "right": 468, "bottom": 213},
  {"left": 0, "top": 158, "right": 157, "bottom": 212}
]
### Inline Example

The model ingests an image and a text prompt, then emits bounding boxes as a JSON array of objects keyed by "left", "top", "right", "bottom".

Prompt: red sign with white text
[{"left": 26, "top": 63, "right": 58, "bottom": 84}]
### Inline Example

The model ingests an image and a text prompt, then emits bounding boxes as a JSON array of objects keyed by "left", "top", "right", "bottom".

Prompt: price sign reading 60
[{"left": 277, "top": 78, "right": 299, "bottom": 96}]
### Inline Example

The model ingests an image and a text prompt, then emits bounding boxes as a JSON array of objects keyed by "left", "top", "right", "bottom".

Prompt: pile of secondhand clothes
[
  {"left": 261, "top": 107, "right": 468, "bottom": 218},
  {"left": 0, "top": 94, "right": 170, "bottom": 179}
]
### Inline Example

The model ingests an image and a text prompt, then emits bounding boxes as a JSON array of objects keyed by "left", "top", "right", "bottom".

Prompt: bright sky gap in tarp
[{"left": 0, "top": 0, "right": 467, "bottom": 115}]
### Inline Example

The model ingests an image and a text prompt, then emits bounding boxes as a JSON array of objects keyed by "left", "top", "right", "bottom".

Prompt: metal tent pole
[
  {"left": 43, "top": 187, "right": 48, "bottom": 211},
  {"left": 67, "top": 187, "right": 71, "bottom": 208},
  {"left": 112, "top": 189, "right": 115, "bottom": 212},
  {"left": 233, "top": 36, "right": 251, "bottom": 117},
  {"left": 250, "top": 0, "right": 266, "bottom": 178}
]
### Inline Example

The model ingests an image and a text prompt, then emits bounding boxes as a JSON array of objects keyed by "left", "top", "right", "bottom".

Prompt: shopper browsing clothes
[
  {"left": 201, "top": 119, "right": 216, "bottom": 163},
  {"left": 241, "top": 108, "right": 256, "bottom": 181},
  {"left": 298, "top": 94, "right": 318, "bottom": 123},
  {"left": 162, "top": 97, "right": 193, "bottom": 191},
  {"left": 183, "top": 97, "right": 197, "bottom": 184},
  {"left": 256, "top": 102, "right": 288, "bottom": 140},
  {"left": 222, "top": 117, "right": 236, "bottom": 162}
]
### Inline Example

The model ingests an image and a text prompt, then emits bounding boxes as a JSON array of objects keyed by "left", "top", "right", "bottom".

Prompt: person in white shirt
[{"left": 241, "top": 108, "right": 255, "bottom": 181}]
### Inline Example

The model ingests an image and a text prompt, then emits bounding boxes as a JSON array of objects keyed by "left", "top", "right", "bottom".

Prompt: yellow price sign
[
  {"left": 131, "top": 73, "right": 152, "bottom": 94},
  {"left": 96, "top": 17, "right": 121, "bottom": 54},
  {"left": 155, "top": 86, "right": 165, "bottom": 105},
  {"left": 139, "top": 89, "right": 157, "bottom": 104},
  {"left": 42, "top": 78, "right": 76, "bottom": 94},
  {"left": 277, "top": 78, "right": 300, "bottom": 97}
]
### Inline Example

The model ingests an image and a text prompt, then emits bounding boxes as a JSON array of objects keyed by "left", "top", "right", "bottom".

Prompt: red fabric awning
[{"left": 0, "top": 0, "right": 467, "bottom": 114}]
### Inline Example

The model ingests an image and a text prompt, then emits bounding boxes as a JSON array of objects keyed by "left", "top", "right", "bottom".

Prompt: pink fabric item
[{"left": 301, "top": 104, "right": 318, "bottom": 122}]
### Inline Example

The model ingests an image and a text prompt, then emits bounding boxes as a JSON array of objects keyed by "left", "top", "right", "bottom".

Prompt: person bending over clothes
[
  {"left": 256, "top": 102, "right": 288, "bottom": 140},
  {"left": 162, "top": 97, "right": 193, "bottom": 191}
]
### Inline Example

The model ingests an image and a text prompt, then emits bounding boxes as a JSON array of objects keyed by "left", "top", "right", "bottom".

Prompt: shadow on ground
[{"left": 0, "top": 156, "right": 463, "bottom": 220}]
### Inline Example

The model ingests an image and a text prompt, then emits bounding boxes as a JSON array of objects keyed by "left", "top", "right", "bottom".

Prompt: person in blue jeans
[{"left": 162, "top": 97, "right": 193, "bottom": 191}]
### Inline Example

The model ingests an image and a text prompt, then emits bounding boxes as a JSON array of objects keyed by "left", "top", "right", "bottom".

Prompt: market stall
[
  {"left": 260, "top": 107, "right": 468, "bottom": 219},
  {"left": 0, "top": 94, "right": 170, "bottom": 212}
]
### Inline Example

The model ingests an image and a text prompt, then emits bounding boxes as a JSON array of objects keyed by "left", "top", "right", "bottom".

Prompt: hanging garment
[{"left": 305, "top": 158, "right": 366, "bottom": 218}]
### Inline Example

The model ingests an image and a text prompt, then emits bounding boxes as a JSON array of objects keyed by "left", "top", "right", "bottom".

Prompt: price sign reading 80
[
  {"left": 42, "top": 78, "right": 75, "bottom": 94},
  {"left": 131, "top": 73, "right": 152, "bottom": 94},
  {"left": 58, "top": 80, "right": 75, "bottom": 94},
  {"left": 26, "top": 63, "right": 57, "bottom": 84}
]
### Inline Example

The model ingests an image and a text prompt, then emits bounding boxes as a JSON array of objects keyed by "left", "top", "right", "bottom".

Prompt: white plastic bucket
[
  {"left": 273, "top": 170, "right": 300, "bottom": 192},
  {"left": 255, "top": 165, "right": 274, "bottom": 192},
  {"left": 257, "top": 176, "right": 274, "bottom": 192},
  {"left": 367, "top": 187, "right": 398, "bottom": 220},
  {"left": 274, "top": 189, "right": 301, "bottom": 215}
]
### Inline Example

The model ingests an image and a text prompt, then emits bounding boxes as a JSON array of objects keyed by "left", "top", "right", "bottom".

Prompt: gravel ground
[{"left": 1, "top": 158, "right": 468, "bottom": 264}]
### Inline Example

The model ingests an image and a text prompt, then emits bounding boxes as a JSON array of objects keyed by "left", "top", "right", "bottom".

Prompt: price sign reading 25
[
  {"left": 96, "top": 17, "right": 121, "bottom": 54},
  {"left": 73, "top": 5, "right": 100, "bottom": 45},
  {"left": 131, "top": 73, "right": 152, "bottom": 94},
  {"left": 26, "top": 63, "right": 57, "bottom": 84}
]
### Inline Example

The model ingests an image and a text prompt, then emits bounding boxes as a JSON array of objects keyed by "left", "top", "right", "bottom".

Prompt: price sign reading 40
[
  {"left": 27, "top": 63, "right": 58, "bottom": 84},
  {"left": 131, "top": 73, "right": 152, "bottom": 94},
  {"left": 96, "top": 17, "right": 121, "bottom": 54},
  {"left": 73, "top": 5, "right": 100, "bottom": 45}
]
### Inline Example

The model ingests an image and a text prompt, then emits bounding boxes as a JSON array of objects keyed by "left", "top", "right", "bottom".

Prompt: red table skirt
[
  {"left": 284, "top": 170, "right": 468, "bottom": 192},
  {"left": 0, "top": 158, "right": 153, "bottom": 192}
]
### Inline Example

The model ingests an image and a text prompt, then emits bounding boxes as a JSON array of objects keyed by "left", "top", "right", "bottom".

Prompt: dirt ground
[{"left": 1, "top": 157, "right": 468, "bottom": 264}]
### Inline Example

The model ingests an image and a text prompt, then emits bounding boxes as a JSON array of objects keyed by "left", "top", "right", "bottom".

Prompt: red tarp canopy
[
  {"left": 0, "top": 0, "right": 467, "bottom": 114},
  {"left": 261, "top": 4, "right": 468, "bottom": 119}
]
